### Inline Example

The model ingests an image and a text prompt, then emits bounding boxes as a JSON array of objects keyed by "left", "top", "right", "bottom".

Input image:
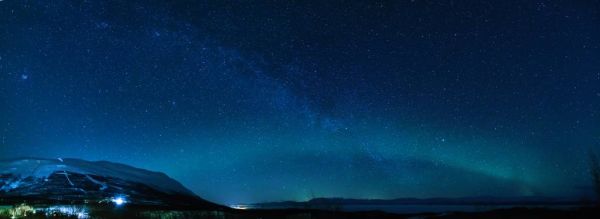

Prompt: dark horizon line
[{"left": 241, "top": 195, "right": 597, "bottom": 206}]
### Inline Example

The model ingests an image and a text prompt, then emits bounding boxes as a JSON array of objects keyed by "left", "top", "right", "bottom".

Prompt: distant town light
[
  {"left": 111, "top": 197, "right": 126, "bottom": 206},
  {"left": 230, "top": 204, "right": 249, "bottom": 210}
]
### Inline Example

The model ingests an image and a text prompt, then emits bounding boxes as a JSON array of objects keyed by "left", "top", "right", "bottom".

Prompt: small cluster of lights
[
  {"left": 111, "top": 196, "right": 127, "bottom": 206},
  {"left": 44, "top": 206, "right": 89, "bottom": 219}
]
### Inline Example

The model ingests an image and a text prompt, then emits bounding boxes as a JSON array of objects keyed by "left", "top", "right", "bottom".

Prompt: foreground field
[{"left": 1, "top": 204, "right": 600, "bottom": 219}]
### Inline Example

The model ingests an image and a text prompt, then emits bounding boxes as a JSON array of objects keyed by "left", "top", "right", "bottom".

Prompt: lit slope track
[{"left": 0, "top": 157, "right": 224, "bottom": 210}]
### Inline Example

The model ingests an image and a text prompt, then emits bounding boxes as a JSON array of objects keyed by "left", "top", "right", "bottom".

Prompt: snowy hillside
[{"left": 0, "top": 158, "right": 220, "bottom": 208}]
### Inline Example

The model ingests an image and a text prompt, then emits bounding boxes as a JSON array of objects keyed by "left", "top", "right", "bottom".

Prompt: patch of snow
[
  {"left": 0, "top": 158, "right": 194, "bottom": 196},
  {"left": 85, "top": 175, "right": 108, "bottom": 190},
  {"left": 57, "top": 171, "right": 75, "bottom": 186}
]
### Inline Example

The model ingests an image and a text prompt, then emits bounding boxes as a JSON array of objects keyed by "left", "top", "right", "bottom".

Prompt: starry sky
[{"left": 1, "top": 0, "right": 600, "bottom": 205}]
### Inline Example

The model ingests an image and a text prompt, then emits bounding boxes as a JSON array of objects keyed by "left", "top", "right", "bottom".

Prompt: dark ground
[
  {"left": 2, "top": 205, "right": 600, "bottom": 219},
  {"left": 234, "top": 207, "right": 600, "bottom": 219}
]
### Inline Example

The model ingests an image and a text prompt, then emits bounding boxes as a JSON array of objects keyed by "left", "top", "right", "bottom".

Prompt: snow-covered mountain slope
[{"left": 0, "top": 158, "right": 221, "bottom": 208}]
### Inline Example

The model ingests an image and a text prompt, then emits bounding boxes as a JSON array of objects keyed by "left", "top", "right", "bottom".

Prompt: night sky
[{"left": 1, "top": 0, "right": 600, "bottom": 205}]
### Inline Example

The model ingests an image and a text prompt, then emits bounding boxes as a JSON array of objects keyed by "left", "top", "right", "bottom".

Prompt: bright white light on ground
[
  {"left": 230, "top": 204, "right": 249, "bottom": 210},
  {"left": 111, "top": 197, "right": 126, "bottom": 206}
]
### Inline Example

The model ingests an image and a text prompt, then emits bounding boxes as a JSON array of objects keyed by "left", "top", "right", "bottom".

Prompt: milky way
[{"left": 1, "top": 0, "right": 600, "bottom": 204}]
